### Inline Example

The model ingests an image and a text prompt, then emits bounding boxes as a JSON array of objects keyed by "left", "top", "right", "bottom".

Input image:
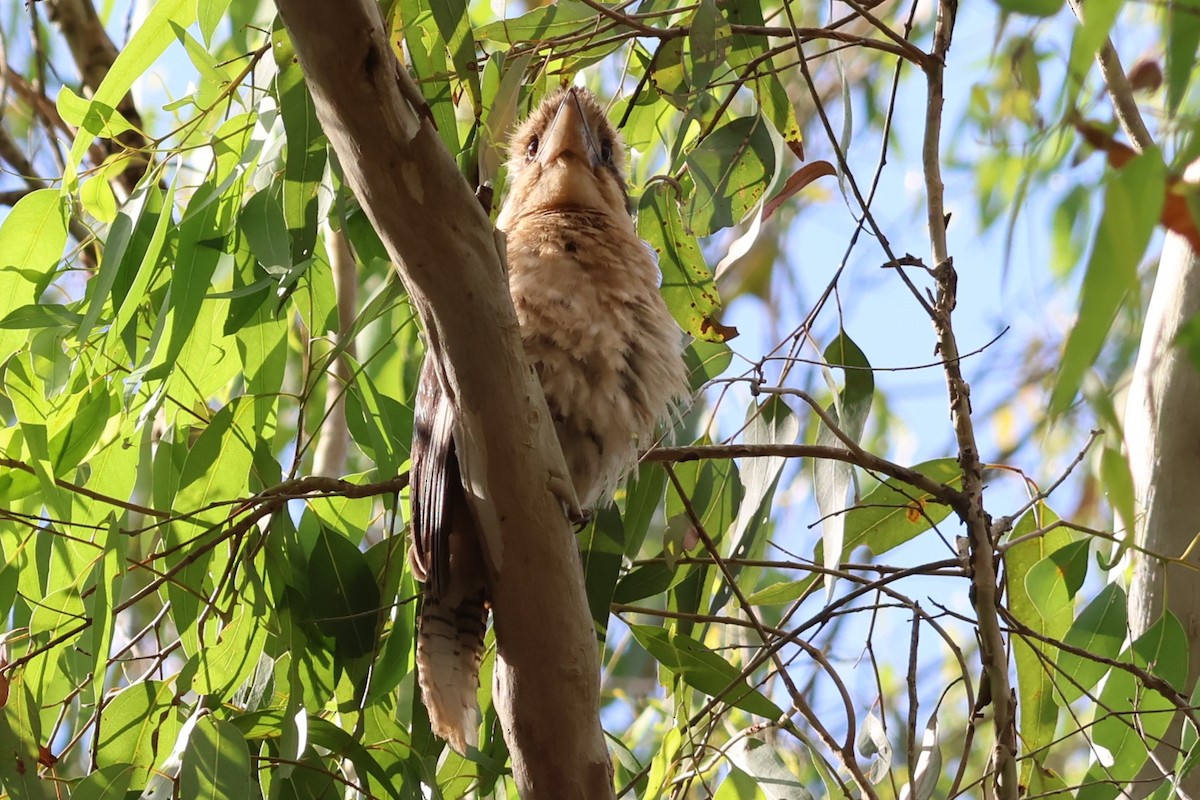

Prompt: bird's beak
[{"left": 536, "top": 88, "right": 602, "bottom": 169}]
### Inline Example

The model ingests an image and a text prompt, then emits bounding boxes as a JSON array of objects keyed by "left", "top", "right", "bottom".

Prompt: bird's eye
[
  {"left": 600, "top": 140, "right": 613, "bottom": 164},
  {"left": 526, "top": 135, "right": 539, "bottom": 161}
]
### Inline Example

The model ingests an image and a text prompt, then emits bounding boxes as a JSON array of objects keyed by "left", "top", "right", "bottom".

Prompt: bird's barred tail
[{"left": 416, "top": 591, "right": 488, "bottom": 753}]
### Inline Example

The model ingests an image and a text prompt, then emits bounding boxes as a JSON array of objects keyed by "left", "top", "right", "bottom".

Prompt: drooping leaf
[
  {"left": 95, "top": 681, "right": 186, "bottom": 789},
  {"left": 307, "top": 525, "right": 382, "bottom": 660},
  {"left": 1166, "top": 0, "right": 1200, "bottom": 115},
  {"left": 63, "top": 0, "right": 197, "bottom": 185},
  {"left": 1055, "top": 583, "right": 1128, "bottom": 704},
  {"left": 179, "top": 717, "right": 253, "bottom": 800},
  {"left": 639, "top": 181, "right": 734, "bottom": 343},
  {"left": 630, "top": 624, "right": 782, "bottom": 719},
  {"left": 813, "top": 332, "right": 874, "bottom": 596},
  {"left": 1050, "top": 149, "right": 1165, "bottom": 415},
  {"left": 0, "top": 190, "right": 69, "bottom": 363},
  {"left": 726, "top": 735, "right": 813, "bottom": 800},
  {"left": 273, "top": 20, "right": 327, "bottom": 267},
  {"left": 1007, "top": 505, "right": 1072, "bottom": 786}
]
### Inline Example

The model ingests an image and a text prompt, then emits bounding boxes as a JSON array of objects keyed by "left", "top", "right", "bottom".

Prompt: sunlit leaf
[
  {"left": 1050, "top": 149, "right": 1165, "bottom": 415},
  {"left": 179, "top": 717, "right": 252, "bottom": 800},
  {"left": 630, "top": 624, "right": 781, "bottom": 719},
  {"left": 726, "top": 735, "right": 812, "bottom": 800},
  {"left": 95, "top": 681, "right": 186, "bottom": 789},
  {"left": 639, "top": 181, "right": 733, "bottom": 342},
  {"left": 1166, "top": 0, "right": 1200, "bottom": 115},
  {"left": 814, "top": 332, "right": 873, "bottom": 597}
]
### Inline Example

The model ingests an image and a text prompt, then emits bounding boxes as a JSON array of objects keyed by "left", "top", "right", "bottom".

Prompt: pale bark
[
  {"left": 274, "top": 2, "right": 614, "bottom": 797},
  {"left": 311, "top": 225, "right": 356, "bottom": 479},
  {"left": 1123, "top": 160, "right": 1200, "bottom": 797}
]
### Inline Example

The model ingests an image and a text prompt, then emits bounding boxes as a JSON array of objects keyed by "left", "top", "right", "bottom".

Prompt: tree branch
[
  {"left": 921, "top": 1, "right": 1017, "bottom": 796},
  {"left": 273, "top": 2, "right": 614, "bottom": 796}
]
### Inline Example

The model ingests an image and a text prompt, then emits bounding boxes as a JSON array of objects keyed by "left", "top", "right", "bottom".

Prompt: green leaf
[
  {"left": 1133, "top": 610, "right": 1189, "bottom": 692},
  {"left": 392, "top": 0, "right": 460, "bottom": 154},
  {"left": 180, "top": 567, "right": 270, "bottom": 698},
  {"left": 110, "top": 180, "right": 176, "bottom": 344},
  {"left": 80, "top": 519, "right": 127, "bottom": 709},
  {"left": 70, "top": 764, "right": 138, "bottom": 800},
  {"left": 685, "top": 115, "right": 777, "bottom": 236},
  {"left": 1166, "top": 0, "right": 1200, "bottom": 115},
  {"left": 1055, "top": 583, "right": 1128, "bottom": 704},
  {"left": 307, "top": 526, "right": 382, "bottom": 659},
  {"left": 1026, "top": 538, "right": 1089, "bottom": 616},
  {"left": 638, "top": 181, "right": 728, "bottom": 342},
  {"left": 63, "top": 0, "right": 197, "bottom": 186},
  {"left": 240, "top": 188, "right": 292, "bottom": 274},
  {"left": 0, "top": 190, "right": 69, "bottom": 362},
  {"left": 723, "top": 0, "right": 801, "bottom": 145},
  {"left": 581, "top": 507, "right": 625, "bottom": 639},
  {"left": 474, "top": 3, "right": 607, "bottom": 44},
  {"left": 56, "top": 86, "right": 134, "bottom": 138},
  {"left": 0, "top": 671, "right": 49, "bottom": 800},
  {"left": 1100, "top": 445, "right": 1137, "bottom": 544},
  {"left": 1068, "top": 0, "right": 1124, "bottom": 88},
  {"left": 630, "top": 624, "right": 782, "bottom": 719},
  {"left": 1085, "top": 614, "right": 1186, "bottom": 791},
  {"left": 684, "top": 338, "right": 733, "bottom": 390},
  {"left": 0, "top": 304, "right": 83, "bottom": 331},
  {"left": 726, "top": 396, "right": 796, "bottom": 568},
  {"left": 78, "top": 180, "right": 158, "bottom": 343},
  {"left": 620, "top": 462, "right": 667, "bottom": 559},
  {"left": 273, "top": 21, "right": 327, "bottom": 266},
  {"left": 197, "top": 0, "right": 234, "bottom": 46},
  {"left": 1050, "top": 150, "right": 1166, "bottom": 415},
  {"left": 430, "top": 0, "right": 481, "bottom": 113},
  {"left": 168, "top": 397, "right": 265, "bottom": 652},
  {"left": 95, "top": 681, "right": 186, "bottom": 789},
  {"left": 179, "top": 717, "right": 253, "bottom": 800},
  {"left": 726, "top": 736, "right": 812, "bottom": 800},
  {"left": 687, "top": 0, "right": 731, "bottom": 92},
  {"left": 1007, "top": 506, "right": 1072, "bottom": 787},
  {"left": 145, "top": 181, "right": 222, "bottom": 381},
  {"left": 833, "top": 458, "right": 963, "bottom": 559},
  {"left": 813, "top": 332, "right": 873, "bottom": 595},
  {"left": 993, "top": 0, "right": 1065, "bottom": 16}
]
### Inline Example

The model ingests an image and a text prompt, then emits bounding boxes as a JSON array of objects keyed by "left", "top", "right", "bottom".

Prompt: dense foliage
[{"left": 0, "top": 0, "right": 1197, "bottom": 798}]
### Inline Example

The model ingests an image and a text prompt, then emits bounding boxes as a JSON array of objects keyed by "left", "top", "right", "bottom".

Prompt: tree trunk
[
  {"left": 1123, "top": 161, "right": 1200, "bottom": 797},
  {"left": 274, "top": 2, "right": 614, "bottom": 797}
]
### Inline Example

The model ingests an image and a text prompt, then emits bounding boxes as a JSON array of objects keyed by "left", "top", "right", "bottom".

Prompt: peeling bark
[{"left": 274, "top": 1, "right": 614, "bottom": 796}]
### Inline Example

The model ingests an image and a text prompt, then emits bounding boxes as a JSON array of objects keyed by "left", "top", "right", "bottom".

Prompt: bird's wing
[{"left": 409, "top": 356, "right": 459, "bottom": 593}]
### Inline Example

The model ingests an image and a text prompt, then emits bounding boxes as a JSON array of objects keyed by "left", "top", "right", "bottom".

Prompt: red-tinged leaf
[
  {"left": 0, "top": 672, "right": 7, "bottom": 708},
  {"left": 787, "top": 139, "right": 805, "bottom": 161},
  {"left": 1162, "top": 186, "right": 1200, "bottom": 252},
  {"left": 1075, "top": 119, "right": 1200, "bottom": 253},
  {"left": 38, "top": 745, "right": 57, "bottom": 767},
  {"left": 763, "top": 161, "right": 835, "bottom": 221},
  {"left": 1073, "top": 119, "right": 1137, "bottom": 168}
]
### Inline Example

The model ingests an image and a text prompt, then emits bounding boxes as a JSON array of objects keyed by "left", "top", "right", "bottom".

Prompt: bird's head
[{"left": 496, "top": 87, "right": 631, "bottom": 230}]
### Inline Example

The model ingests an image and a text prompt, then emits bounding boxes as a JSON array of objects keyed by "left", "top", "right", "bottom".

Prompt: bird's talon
[{"left": 570, "top": 509, "right": 593, "bottom": 531}]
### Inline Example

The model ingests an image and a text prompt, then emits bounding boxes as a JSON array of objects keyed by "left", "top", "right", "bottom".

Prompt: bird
[{"left": 409, "top": 85, "right": 688, "bottom": 753}]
